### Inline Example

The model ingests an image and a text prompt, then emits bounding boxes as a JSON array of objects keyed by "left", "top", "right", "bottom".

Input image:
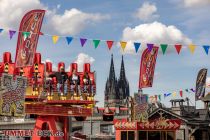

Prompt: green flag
[
  {"left": 93, "top": 40, "right": 100, "bottom": 49},
  {"left": 160, "top": 44, "right": 168, "bottom": 54},
  {"left": 22, "top": 32, "right": 30, "bottom": 40}
]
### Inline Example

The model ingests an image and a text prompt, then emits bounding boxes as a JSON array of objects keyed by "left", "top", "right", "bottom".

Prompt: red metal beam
[
  {"left": 25, "top": 104, "right": 92, "bottom": 116},
  {"left": 46, "top": 100, "right": 95, "bottom": 105}
]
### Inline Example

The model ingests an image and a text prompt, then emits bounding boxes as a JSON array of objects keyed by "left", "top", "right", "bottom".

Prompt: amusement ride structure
[
  {"left": 0, "top": 9, "right": 100, "bottom": 140},
  {"left": 0, "top": 51, "right": 97, "bottom": 140}
]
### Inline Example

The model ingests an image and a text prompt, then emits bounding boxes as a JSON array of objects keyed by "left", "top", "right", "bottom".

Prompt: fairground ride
[{"left": 0, "top": 9, "right": 98, "bottom": 140}]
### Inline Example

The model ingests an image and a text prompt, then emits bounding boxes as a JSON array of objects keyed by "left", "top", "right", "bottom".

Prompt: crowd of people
[{"left": 45, "top": 67, "right": 93, "bottom": 96}]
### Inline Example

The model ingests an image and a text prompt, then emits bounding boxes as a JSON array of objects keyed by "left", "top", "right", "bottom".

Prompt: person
[
  {"left": 83, "top": 72, "right": 90, "bottom": 93},
  {"left": 69, "top": 69, "right": 80, "bottom": 94},
  {"left": 45, "top": 72, "right": 53, "bottom": 96},
  {"left": 49, "top": 66, "right": 68, "bottom": 95}
]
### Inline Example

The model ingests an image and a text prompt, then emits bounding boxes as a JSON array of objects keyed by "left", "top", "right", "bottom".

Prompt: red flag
[
  {"left": 139, "top": 46, "right": 159, "bottom": 89},
  {"left": 15, "top": 10, "right": 45, "bottom": 67},
  {"left": 155, "top": 95, "right": 158, "bottom": 101},
  {"left": 179, "top": 90, "right": 183, "bottom": 97},
  {"left": 175, "top": 44, "right": 182, "bottom": 54},
  {"left": 39, "top": 31, "right": 44, "bottom": 35},
  {"left": 106, "top": 40, "right": 114, "bottom": 50}
]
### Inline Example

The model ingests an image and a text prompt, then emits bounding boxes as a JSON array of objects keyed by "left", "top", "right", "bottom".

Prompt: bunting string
[
  {"left": 0, "top": 28, "right": 210, "bottom": 54},
  {"left": 145, "top": 88, "right": 196, "bottom": 103}
]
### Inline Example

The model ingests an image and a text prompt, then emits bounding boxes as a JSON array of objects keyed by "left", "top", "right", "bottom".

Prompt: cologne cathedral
[{"left": 104, "top": 54, "right": 130, "bottom": 107}]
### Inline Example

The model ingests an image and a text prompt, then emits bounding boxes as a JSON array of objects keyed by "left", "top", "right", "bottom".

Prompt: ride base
[{"left": 25, "top": 92, "right": 95, "bottom": 140}]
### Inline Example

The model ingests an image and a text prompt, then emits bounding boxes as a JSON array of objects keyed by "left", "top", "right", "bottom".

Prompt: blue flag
[
  {"left": 203, "top": 45, "right": 210, "bottom": 55},
  {"left": 164, "top": 93, "right": 171, "bottom": 98},
  {"left": 134, "top": 42, "right": 141, "bottom": 53},
  {"left": 0, "top": 29, "right": 3, "bottom": 33},
  {"left": 66, "top": 37, "right": 73, "bottom": 45}
]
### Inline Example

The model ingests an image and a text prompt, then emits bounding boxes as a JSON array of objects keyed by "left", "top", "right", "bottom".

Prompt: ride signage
[
  {"left": 0, "top": 74, "right": 27, "bottom": 116},
  {"left": 139, "top": 47, "right": 159, "bottom": 88},
  {"left": 15, "top": 9, "right": 45, "bottom": 67}
]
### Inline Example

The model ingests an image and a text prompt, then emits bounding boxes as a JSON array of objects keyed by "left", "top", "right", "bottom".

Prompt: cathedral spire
[
  {"left": 109, "top": 54, "right": 115, "bottom": 81},
  {"left": 119, "top": 55, "right": 126, "bottom": 80}
]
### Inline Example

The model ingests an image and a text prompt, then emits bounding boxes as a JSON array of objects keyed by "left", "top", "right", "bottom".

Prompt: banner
[
  {"left": 139, "top": 46, "right": 159, "bottom": 88},
  {"left": 0, "top": 74, "right": 27, "bottom": 116},
  {"left": 15, "top": 9, "right": 45, "bottom": 67},
  {"left": 195, "top": 68, "right": 207, "bottom": 100},
  {"left": 134, "top": 93, "right": 148, "bottom": 122}
]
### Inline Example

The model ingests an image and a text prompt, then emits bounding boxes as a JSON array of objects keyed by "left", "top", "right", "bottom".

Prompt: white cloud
[
  {"left": 45, "top": 59, "right": 52, "bottom": 62},
  {"left": 74, "top": 53, "right": 95, "bottom": 72},
  {"left": 121, "top": 21, "right": 192, "bottom": 54},
  {"left": 134, "top": 2, "right": 159, "bottom": 22},
  {"left": 0, "top": 0, "right": 109, "bottom": 35},
  {"left": 0, "top": 0, "right": 47, "bottom": 30},
  {"left": 48, "top": 8, "right": 110, "bottom": 35},
  {"left": 184, "top": 0, "right": 210, "bottom": 8}
]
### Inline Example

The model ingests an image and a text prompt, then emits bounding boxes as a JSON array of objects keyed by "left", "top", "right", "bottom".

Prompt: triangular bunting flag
[
  {"left": 160, "top": 44, "right": 168, "bottom": 54},
  {"left": 180, "top": 90, "right": 183, "bottom": 97},
  {"left": 172, "top": 92, "right": 176, "bottom": 97},
  {"left": 9, "top": 30, "right": 16, "bottom": 40},
  {"left": 203, "top": 45, "right": 210, "bottom": 55},
  {"left": 158, "top": 95, "right": 161, "bottom": 101},
  {"left": 22, "top": 32, "right": 30, "bottom": 40},
  {"left": 120, "top": 41, "right": 127, "bottom": 51},
  {"left": 39, "top": 32, "right": 44, "bottom": 35},
  {"left": 188, "top": 44, "right": 196, "bottom": 54},
  {"left": 93, "top": 40, "right": 100, "bottom": 49},
  {"left": 66, "top": 37, "right": 73, "bottom": 45},
  {"left": 190, "top": 88, "right": 195, "bottom": 92},
  {"left": 155, "top": 95, "right": 158, "bottom": 101},
  {"left": 134, "top": 42, "right": 141, "bottom": 53},
  {"left": 164, "top": 93, "right": 172, "bottom": 98},
  {"left": 175, "top": 44, "right": 182, "bottom": 54},
  {"left": 147, "top": 44, "right": 154, "bottom": 52},
  {"left": 52, "top": 35, "right": 59, "bottom": 44},
  {"left": 146, "top": 95, "right": 148, "bottom": 102},
  {"left": 0, "top": 29, "right": 3, "bottom": 33},
  {"left": 80, "top": 38, "right": 87, "bottom": 47},
  {"left": 106, "top": 40, "right": 114, "bottom": 50}
]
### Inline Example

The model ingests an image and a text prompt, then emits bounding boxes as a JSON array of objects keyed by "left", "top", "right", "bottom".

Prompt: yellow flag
[
  {"left": 52, "top": 35, "right": 59, "bottom": 44},
  {"left": 188, "top": 44, "right": 196, "bottom": 54},
  {"left": 172, "top": 92, "right": 176, "bottom": 97},
  {"left": 120, "top": 41, "right": 127, "bottom": 51}
]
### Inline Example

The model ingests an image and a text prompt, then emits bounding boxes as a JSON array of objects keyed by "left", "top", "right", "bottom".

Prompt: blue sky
[{"left": 0, "top": 0, "right": 210, "bottom": 107}]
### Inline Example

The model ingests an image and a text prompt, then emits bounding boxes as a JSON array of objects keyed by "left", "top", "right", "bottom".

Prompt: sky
[{"left": 0, "top": 0, "right": 210, "bottom": 108}]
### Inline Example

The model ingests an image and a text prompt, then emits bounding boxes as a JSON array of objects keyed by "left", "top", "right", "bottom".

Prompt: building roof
[
  {"left": 170, "top": 99, "right": 185, "bottom": 102},
  {"left": 148, "top": 106, "right": 210, "bottom": 126}
]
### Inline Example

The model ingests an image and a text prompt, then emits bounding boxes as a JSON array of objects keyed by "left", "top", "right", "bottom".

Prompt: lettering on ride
[
  {"left": 142, "top": 48, "right": 157, "bottom": 85},
  {"left": 0, "top": 74, "right": 27, "bottom": 116},
  {"left": 20, "top": 13, "right": 40, "bottom": 65}
]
